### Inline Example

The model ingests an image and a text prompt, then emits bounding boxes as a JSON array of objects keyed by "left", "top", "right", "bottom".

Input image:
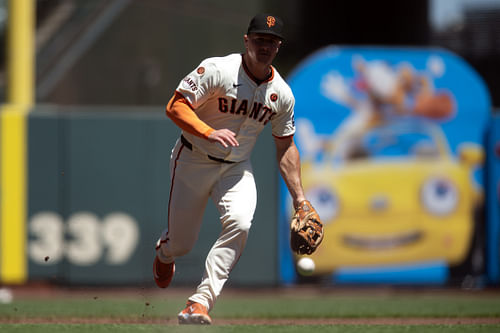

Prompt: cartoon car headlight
[
  {"left": 305, "top": 186, "right": 339, "bottom": 222},
  {"left": 420, "top": 177, "right": 458, "bottom": 216}
]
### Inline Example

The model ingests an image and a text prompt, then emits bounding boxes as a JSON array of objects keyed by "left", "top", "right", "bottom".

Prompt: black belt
[{"left": 181, "top": 135, "right": 235, "bottom": 164}]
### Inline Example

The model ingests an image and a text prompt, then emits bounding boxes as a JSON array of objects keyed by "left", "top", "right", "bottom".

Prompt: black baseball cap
[{"left": 246, "top": 13, "right": 284, "bottom": 40}]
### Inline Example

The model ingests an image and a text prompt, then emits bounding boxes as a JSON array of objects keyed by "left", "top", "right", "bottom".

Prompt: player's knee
[
  {"left": 224, "top": 213, "right": 252, "bottom": 235},
  {"left": 238, "top": 219, "right": 252, "bottom": 234}
]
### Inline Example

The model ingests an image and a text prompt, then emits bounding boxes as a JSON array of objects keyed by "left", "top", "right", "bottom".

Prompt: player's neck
[{"left": 242, "top": 54, "right": 272, "bottom": 82}]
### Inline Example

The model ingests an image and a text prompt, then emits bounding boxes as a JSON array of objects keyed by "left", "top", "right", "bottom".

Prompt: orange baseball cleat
[{"left": 178, "top": 301, "right": 212, "bottom": 325}]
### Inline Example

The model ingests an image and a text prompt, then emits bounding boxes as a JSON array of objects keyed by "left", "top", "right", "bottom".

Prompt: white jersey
[{"left": 175, "top": 53, "right": 296, "bottom": 162}]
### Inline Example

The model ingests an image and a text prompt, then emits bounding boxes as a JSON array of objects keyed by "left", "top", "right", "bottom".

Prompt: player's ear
[{"left": 243, "top": 34, "right": 251, "bottom": 51}]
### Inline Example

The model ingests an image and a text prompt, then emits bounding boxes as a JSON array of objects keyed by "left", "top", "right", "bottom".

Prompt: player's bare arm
[{"left": 274, "top": 136, "right": 306, "bottom": 208}]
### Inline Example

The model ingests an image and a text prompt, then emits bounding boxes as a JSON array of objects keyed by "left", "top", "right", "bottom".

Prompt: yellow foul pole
[
  {"left": 7, "top": 0, "right": 34, "bottom": 104},
  {"left": 0, "top": 0, "right": 35, "bottom": 284}
]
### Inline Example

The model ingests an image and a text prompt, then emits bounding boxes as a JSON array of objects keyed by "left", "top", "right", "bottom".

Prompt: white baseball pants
[{"left": 156, "top": 138, "right": 257, "bottom": 311}]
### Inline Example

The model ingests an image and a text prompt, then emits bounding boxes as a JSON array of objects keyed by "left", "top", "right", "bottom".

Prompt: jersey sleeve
[
  {"left": 175, "top": 59, "right": 221, "bottom": 109},
  {"left": 165, "top": 92, "right": 214, "bottom": 139},
  {"left": 271, "top": 94, "right": 296, "bottom": 138}
]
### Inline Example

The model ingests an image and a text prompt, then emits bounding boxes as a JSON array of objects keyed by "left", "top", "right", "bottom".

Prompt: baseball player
[{"left": 153, "top": 13, "right": 311, "bottom": 325}]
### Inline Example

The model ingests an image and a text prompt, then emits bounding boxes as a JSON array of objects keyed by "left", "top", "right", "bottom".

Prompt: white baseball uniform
[{"left": 156, "top": 53, "right": 295, "bottom": 311}]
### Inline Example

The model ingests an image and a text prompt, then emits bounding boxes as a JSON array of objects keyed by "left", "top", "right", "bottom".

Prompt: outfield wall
[{"left": 1, "top": 105, "right": 279, "bottom": 286}]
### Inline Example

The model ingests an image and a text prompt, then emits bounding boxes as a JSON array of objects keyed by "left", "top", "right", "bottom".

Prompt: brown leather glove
[{"left": 290, "top": 200, "right": 324, "bottom": 255}]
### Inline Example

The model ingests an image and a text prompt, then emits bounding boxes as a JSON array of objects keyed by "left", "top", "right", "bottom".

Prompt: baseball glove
[{"left": 290, "top": 200, "right": 324, "bottom": 255}]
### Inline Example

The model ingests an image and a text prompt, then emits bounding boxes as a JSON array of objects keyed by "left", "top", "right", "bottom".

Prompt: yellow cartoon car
[{"left": 297, "top": 118, "right": 484, "bottom": 277}]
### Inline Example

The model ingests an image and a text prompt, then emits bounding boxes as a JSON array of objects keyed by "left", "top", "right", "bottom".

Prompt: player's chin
[{"left": 256, "top": 54, "right": 273, "bottom": 65}]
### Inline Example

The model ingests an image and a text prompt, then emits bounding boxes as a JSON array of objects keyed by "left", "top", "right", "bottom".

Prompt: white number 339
[{"left": 29, "top": 211, "right": 139, "bottom": 266}]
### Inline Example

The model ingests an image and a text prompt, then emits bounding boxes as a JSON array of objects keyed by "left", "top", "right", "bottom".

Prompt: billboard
[{"left": 280, "top": 46, "right": 491, "bottom": 285}]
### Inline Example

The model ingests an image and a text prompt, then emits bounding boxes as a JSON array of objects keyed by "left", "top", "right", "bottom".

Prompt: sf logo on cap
[{"left": 266, "top": 16, "right": 276, "bottom": 27}]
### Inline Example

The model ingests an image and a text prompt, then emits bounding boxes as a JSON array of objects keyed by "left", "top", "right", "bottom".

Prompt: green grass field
[{"left": 1, "top": 286, "right": 500, "bottom": 332}]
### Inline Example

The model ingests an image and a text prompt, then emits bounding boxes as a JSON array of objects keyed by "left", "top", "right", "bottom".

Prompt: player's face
[{"left": 245, "top": 33, "right": 282, "bottom": 66}]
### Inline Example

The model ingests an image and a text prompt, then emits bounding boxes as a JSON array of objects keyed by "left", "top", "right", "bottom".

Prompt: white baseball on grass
[
  {"left": 296, "top": 257, "right": 315, "bottom": 276},
  {"left": 0, "top": 288, "right": 13, "bottom": 304}
]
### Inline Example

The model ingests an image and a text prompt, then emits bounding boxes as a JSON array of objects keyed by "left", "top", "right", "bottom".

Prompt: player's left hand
[
  {"left": 290, "top": 200, "right": 324, "bottom": 255},
  {"left": 208, "top": 129, "right": 239, "bottom": 148}
]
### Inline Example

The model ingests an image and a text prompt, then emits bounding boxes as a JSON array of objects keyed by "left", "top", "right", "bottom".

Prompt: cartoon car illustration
[{"left": 297, "top": 117, "right": 484, "bottom": 277}]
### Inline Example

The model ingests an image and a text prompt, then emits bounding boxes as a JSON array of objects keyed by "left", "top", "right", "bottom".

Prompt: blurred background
[
  {"left": 1, "top": 0, "right": 500, "bottom": 294},
  {"left": 0, "top": 0, "right": 498, "bottom": 106}
]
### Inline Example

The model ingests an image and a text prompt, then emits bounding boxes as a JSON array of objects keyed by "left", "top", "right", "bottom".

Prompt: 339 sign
[{"left": 29, "top": 211, "right": 140, "bottom": 266}]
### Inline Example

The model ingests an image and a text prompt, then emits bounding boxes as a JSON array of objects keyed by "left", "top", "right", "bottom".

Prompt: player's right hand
[{"left": 208, "top": 129, "right": 239, "bottom": 148}]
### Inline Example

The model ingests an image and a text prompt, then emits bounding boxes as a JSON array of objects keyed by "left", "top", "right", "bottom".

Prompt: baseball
[
  {"left": 0, "top": 288, "right": 13, "bottom": 304},
  {"left": 296, "top": 257, "right": 315, "bottom": 276}
]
